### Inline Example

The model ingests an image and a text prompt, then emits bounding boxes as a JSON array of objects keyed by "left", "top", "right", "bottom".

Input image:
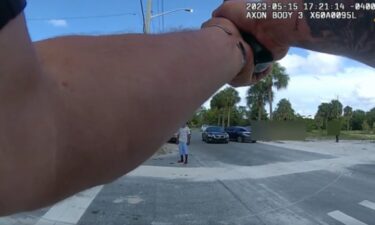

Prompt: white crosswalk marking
[
  {"left": 34, "top": 185, "right": 103, "bottom": 225},
  {"left": 328, "top": 210, "right": 367, "bottom": 225},
  {"left": 359, "top": 200, "right": 375, "bottom": 211}
]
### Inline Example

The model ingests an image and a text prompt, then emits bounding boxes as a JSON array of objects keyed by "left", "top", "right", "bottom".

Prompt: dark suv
[
  {"left": 202, "top": 126, "right": 229, "bottom": 144},
  {"left": 225, "top": 126, "right": 256, "bottom": 143}
]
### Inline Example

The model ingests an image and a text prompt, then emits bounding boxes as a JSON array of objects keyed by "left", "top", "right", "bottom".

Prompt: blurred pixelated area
[{"left": 251, "top": 121, "right": 307, "bottom": 141}]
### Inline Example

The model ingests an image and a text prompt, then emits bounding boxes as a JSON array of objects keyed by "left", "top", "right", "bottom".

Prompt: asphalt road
[{"left": 2, "top": 131, "right": 375, "bottom": 225}]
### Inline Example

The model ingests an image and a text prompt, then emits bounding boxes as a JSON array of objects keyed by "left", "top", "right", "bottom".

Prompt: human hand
[
  {"left": 212, "top": 0, "right": 311, "bottom": 61},
  {"left": 202, "top": 17, "right": 271, "bottom": 86}
]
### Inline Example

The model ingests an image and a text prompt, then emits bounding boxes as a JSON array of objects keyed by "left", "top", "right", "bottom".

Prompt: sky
[{"left": 24, "top": 0, "right": 375, "bottom": 118}]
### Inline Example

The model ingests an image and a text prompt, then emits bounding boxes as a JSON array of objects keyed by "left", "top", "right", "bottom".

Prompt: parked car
[
  {"left": 168, "top": 132, "right": 178, "bottom": 144},
  {"left": 202, "top": 126, "right": 229, "bottom": 143},
  {"left": 225, "top": 126, "right": 256, "bottom": 143}
]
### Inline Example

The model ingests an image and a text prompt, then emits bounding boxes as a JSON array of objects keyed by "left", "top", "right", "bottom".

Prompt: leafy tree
[
  {"left": 223, "top": 87, "right": 241, "bottom": 127},
  {"left": 315, "top": 103, "right": 331, "bottom": 129},
  {"left": 305, "top": 118, "right": 318, "bottom": 132},
  {"left": 189, "top": 107, "right": 204, "bottom": 127},
  {"left": 211, "top": 92, "right": 226, "bottom": 126},
  {"left": 362, "top": 120, "right": 370, "bottom": 132},
  {"left": 249, "top": 103, "right": 268, "bottom": 121},
  {"left": 330, "top": 100, "right": 343, "bottom": 119},
  {"left": 231, "top": 106, "right": 250, "bottom": 126},
  {"left": 366, "top": 107, "right": 375, "bottom": 130},
  {"left": 351, "top": 110, "right": 366, "bottom": 130},
  {"left": 343, "top": 106, "right": 353, "bottom": 131},
  {"left": 264, "top": 63, "right": 290, "bottom": 120},
  {"left": 273, "top": 99, "right": 295, "bottom": 121},
  {"left": 210, "top": 87, "right": 240, "bottom": 127},
  {"left": 247, "top": 81, "right": 269, "bottom": 121},
  {"left": 201, "top": 108, "right": 220, "bottom": 126},
  {"left": 314, "top": 100, "right": 343, "bottom": 129},
  {"left": 237, "top": 106, "right": 248, "bottom": 119}
]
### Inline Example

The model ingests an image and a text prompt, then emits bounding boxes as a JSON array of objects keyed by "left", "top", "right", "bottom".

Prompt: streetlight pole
[
  {"left": 144, "top": 0, "right": 152, "bottom": 34},
  {"left": 151, "top": 8, "right": 194, "bottom": 18},
  {"left": 143, "top": 0, "right": 193, "bottom": 34}
]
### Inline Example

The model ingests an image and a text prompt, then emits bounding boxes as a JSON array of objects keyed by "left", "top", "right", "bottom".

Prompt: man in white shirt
[{"left": 177, "top": 123, "right": 191, "bottom": 164}]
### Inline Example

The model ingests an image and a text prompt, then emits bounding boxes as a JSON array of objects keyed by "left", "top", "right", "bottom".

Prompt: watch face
[{"left": 254, "top": 62, "right": 272, "bottom": 73}]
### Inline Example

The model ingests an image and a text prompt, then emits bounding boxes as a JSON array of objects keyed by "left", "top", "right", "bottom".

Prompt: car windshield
[
  {"left": 238, "top": 127, "right": 248, "bottom": 132},
  {"left": 206, "top": 126, "right": 224, "bottom": 132}
]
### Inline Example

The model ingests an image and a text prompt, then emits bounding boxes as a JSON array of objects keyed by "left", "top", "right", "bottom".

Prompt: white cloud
[
  {"left": 47, "top": 19, "right": 68, "bottom": 27},
  {"left": 269, "top": 66, "right": 375, "bottom": 116},
  {"left": 203, "top": 53, "right": 375, "bottom": 118},
  {"left": 279, "top": 51, "right": 344, "bottom": 76}
]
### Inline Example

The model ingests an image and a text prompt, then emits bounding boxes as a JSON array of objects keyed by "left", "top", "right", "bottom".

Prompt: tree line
[{"left": 190, "top": 63, "right": 375, "bottom": 132}]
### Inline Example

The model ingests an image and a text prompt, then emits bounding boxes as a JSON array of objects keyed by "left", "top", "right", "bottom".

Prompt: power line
[
  {"left": 139, "top": 0, "right": 146, "bottom": 33},
  {"left": 27, "top": 12, "right": 136, "bottom": 21}
]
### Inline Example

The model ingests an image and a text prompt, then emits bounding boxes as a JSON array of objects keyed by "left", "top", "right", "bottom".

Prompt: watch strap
[{"left": 241, "top": 31, "right": 274, "bottom": 72}]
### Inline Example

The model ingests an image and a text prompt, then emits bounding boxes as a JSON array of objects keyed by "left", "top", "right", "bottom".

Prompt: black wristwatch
[
  {"left": 0, "top": 0, "right": 27, "bottom": 30},
  {"left": 241, "top": 32, "right": 274, "bottom": 73}
]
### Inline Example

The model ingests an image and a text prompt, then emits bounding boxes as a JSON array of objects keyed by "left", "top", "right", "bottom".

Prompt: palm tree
[
  {"left": 210, "top": 87, "right": 240, "bottom": 127},
  {"left": 273, "top": 98, "right": 295, "bottom": 120},
  {"left": 344, "top": 106, "right": 353, "bottom": 131},
  {"left": 247, "top": 81, "right": 269, "bottom": 121},
  {"left": 210, "top": 95, "right": 225, "bottom": 126},
  {"left": 264, "top": 63, "right": 289, "bottom": 120},
  {"left": 315, "top": 103, "right": 331, "bottom": 129},
  {"left": 222, "top": 87, "right": 240, "bottom": 127}
]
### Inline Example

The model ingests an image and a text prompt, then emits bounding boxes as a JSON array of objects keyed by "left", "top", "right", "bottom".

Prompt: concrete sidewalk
[{"left": 261, "top": 140, "right": 375, "bottom": 157}]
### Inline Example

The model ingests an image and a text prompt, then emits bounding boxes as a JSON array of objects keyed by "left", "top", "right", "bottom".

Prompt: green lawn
[{"left": 307, "top": 130, "right": 375, "bottom": 141}]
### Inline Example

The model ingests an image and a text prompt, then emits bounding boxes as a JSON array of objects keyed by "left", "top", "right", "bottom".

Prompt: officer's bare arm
[{"left": 0, "top": 14, "right": 251, "bottom": 215}]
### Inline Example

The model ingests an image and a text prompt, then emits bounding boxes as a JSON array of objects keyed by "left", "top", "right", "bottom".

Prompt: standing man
[{"left": 177, "top": 123, "right": 191, "bottom": 164}]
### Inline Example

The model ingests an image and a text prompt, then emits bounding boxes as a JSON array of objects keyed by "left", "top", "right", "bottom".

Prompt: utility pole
[
  {"left": 144, "top": 0, "right": 152, "bottom": 33},
  {"left": 142, "top": 0, "right": 192, "bottom": 33}
]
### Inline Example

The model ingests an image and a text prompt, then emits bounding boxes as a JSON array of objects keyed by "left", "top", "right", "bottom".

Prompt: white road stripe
[
  {"left": 35, "top": 185, "right": 103, "bottom": 225},
  {"left": 359, "top": 200, "right": 375, "bottom": 211},
  {"left": 328, "top": 210, "right": 367, "bottom": 225}
]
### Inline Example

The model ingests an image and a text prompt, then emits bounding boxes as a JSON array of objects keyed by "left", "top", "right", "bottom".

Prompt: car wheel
[
  {"left": 237, "top": 136, "right": 243, "bottom": 143},
  {"left": 252, "top": 140, "right": 257, "bottom": 143}
]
